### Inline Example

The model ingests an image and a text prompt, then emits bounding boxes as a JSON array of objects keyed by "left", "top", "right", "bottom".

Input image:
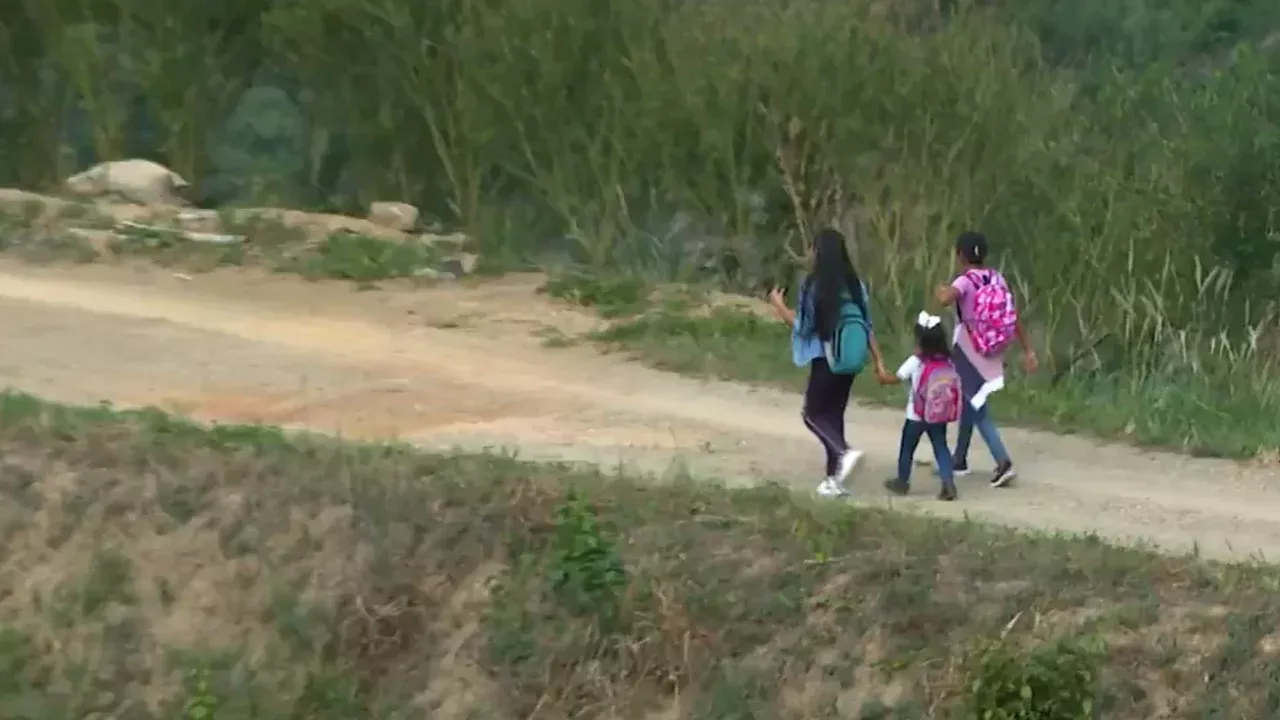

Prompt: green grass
[
  {"left": 276, "top": 232, "right": 442, "bottom": 283},
  {"left": 0, "top": 390, "right": 1278, "bottom": 718},
  {"left": 543, "top": 273, "right": 1280, "bottom": 460}
]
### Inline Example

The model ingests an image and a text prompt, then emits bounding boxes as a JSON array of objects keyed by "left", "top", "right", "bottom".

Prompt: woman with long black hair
[{"left": 769, "top": 227, "right": 889, "bottom": 497}]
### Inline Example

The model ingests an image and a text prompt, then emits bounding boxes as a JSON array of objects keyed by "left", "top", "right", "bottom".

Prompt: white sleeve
[{"left": 895, "top": 356, "right": 920, "bottom": 381}]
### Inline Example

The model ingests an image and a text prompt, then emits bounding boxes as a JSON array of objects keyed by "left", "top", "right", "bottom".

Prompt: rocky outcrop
[{"left": 0, "top": 188, "right": 481, "bottom": 279}]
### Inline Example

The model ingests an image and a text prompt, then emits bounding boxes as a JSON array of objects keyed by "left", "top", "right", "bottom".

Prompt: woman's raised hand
[{"left": 768, "top": 287, "right": 787, "bottom": 309}]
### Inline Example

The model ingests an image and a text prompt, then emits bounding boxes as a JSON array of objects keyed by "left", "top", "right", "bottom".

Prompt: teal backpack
[{"left": 823, "top": 291, "right": 870, "bottom": 375}]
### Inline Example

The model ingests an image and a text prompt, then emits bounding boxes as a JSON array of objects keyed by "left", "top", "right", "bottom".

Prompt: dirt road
[{"left": 0, "top": 259, "right": 1276, "bottom": 561}]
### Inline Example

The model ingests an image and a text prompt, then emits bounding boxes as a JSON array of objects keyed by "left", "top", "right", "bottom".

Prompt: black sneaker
[
  {"left": 883, "top": 478, "right": 910, "bottom": 496},
  {"left": 990, "top": 461, "right": 1017, "bottom": 488},
  {"left": 953, "top": 462, "right": 971, "bottom": 477},
  {"left": 938, "top": 484, "right": 958, "bottom": 501}
]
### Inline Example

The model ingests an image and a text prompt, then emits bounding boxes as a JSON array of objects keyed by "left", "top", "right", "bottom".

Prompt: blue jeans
[
  {"left": 898, "top": 420, "right": 954, "bottom": 486},
  {"left": 954, "top": 403, "right": 1011, "bottom": 466}
]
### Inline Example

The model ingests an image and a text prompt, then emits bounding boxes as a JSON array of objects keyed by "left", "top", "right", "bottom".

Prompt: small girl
[{"left": 878, "top": 312, "right": 962, "bottom": 501}]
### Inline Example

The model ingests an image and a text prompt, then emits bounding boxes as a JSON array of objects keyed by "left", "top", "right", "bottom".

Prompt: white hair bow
[{"left": 917, "top": 311, "right": 942, "bottom": 329}]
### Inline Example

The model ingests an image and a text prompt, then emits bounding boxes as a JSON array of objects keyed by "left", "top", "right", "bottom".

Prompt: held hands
[
  {"left": 768, "top": 287, "right": 787, "bottom": 309},
  {"left": 874, "top": 364, "right": 895, "bottom": 385}
]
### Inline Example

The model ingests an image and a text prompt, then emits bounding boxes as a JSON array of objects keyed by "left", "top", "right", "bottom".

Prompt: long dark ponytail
[{"left": 807, "top": 228, "right": 866, "bottom": 341}]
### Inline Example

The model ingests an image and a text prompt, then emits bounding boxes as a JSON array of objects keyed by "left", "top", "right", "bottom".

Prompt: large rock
[
  {"left": 64, "top": 160, "right": 191, "bottom": 206},
  {"left": 368, "top": 201, "right": 419, "bottom": 232}
]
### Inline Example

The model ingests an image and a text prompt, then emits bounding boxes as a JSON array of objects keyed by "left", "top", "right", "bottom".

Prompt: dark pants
[
  {"left": 897, "top": 419, "right": 954, "bottom": 486},
  {"left": 803, "top": 358, "right": 854, "bottom": 477}
]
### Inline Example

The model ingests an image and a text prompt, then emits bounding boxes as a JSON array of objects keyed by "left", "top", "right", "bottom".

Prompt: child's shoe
[
  {"left": 937, "top": 484, "right": 958, "bottom": 501},
  {"left": 883, "top": 478, "right": 910, "bottom": 496}
]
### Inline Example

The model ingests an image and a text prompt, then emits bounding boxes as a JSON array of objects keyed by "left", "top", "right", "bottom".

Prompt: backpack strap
[
  {"left": 957, "top": 270, "right": 1000, "bottom": 327},
  {"left": 964, "top": 269, "right": 993, "bottom": 287},
  {"left": 912, "top": 358, "right": 930, "bottom": 411}
]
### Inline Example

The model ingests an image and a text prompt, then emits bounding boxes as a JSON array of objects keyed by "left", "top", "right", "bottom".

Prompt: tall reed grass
[{"left": 3, "top": 0, "right": 1280, "bottom": 430}]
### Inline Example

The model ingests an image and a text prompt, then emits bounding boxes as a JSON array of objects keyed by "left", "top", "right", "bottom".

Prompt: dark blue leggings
[{"left": 802, "top": 358, "right": 854, "bottom": 476}]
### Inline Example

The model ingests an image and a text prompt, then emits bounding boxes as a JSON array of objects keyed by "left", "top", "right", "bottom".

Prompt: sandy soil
[{"left": 0, "top": 258, "right": 1276, "bottom": 561}]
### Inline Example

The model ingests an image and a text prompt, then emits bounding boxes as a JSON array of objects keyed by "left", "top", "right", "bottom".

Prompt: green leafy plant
[
  {"left": 183, "top": 666, "right": 218, "bottom": 720},
  {"left": 967, "top": 633, "right": 1106, "bottom": 720},
  {"left": 548, "top": 489, "right": 628, "bottom": 622}
]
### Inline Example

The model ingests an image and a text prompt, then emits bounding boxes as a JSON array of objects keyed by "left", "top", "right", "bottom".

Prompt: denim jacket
[{"left": 791, "top": 279, "right": 873, "bottom": 367}]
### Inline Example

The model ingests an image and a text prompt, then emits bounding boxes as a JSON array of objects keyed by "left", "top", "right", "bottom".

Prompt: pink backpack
[
  {"left": 961, "top": 270, "right": 1018, "bottom": 357},
  {"left": 913, "top": 357, "right": 961, "bottom": 424}
]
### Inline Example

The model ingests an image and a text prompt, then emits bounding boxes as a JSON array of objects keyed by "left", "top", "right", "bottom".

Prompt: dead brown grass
[{"left": 0, "top": 391, "right": 1275, "bottom": 718}]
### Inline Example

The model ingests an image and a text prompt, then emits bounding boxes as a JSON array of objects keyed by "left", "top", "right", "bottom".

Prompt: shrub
[
  {"left": 548, "top": 489, "right": 628, "bottom": 623},
  {"left": 967, "top": 633, "right": 1106, "bottom": 720}
]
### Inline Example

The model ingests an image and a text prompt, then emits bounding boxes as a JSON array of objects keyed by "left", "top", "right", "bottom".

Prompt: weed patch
[
  {"left": 540, "top": 272, "right": 652, "bottom": 318},
  {"left": 969, "top": 633, "right": 1107, "bottom": 720},
  {"left": 547, "top": 489, "right": 628, "bottom": 622},
  {"left": 280, "top": 233, "right": 441, "bottom": 284}
]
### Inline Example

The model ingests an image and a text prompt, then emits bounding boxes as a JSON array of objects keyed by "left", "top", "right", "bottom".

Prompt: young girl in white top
[{"left": 878, "top": 312, "right": 962, "bottom": 501}]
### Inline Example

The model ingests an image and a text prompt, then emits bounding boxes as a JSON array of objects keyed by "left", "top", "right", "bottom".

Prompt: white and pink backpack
[
  {"left": 961, "top": 270, "right": 1018, "bottom": 357},
  {"left": 913, "top": 357, "right": 961, "bottom": 424}
]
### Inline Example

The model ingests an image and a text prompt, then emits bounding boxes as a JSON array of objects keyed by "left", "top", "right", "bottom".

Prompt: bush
[
  {"left": 548, "top": 489, "right": 628, "bottom": 622},
  {"left": 967, "top": 633, "right": 1106, "bottom": 720}
]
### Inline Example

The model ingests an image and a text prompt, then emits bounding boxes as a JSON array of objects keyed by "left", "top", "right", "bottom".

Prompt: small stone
[
  {"left": 175, "top": 210, "right": 222, "bottom": 233},
  {"left": 413, "top": 267, "right": 452, "bottom": 280},
  {"left": 418, "top": 231, "right": 468, "bottom": 250},
  {"left": 438, "top": 252, "right": 479, "bottom": 276},
  {"left": 368, "top": 201, "right": 419, "bottom": 232}
]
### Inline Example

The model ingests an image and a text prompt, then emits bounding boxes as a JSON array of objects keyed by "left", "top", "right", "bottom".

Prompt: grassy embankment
[{"left": 2, "top": 390, "right": 1279, "bottom": 718}]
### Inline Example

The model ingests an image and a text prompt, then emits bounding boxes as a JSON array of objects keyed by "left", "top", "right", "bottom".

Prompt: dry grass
[{"left": 0, "top": 391, "right": 1277, "bottom": 717}]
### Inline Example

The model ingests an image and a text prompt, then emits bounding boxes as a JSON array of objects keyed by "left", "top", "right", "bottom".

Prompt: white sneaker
[
  {"left": 835, "top": 450, "right": 864, "bottom": 485},
  {"left": 816, "top": 478, "right": 849, "bottom": 497}
]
